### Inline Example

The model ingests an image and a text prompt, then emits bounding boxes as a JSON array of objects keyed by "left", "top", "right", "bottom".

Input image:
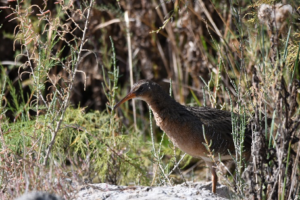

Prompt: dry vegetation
[{"left": 0, "top": 0, "right": 299, "bottom": 199}]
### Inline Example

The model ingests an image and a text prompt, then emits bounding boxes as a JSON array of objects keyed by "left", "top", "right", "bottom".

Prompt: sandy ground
[
  {"left": 75, "top": 182, "right": 233, "bottom": 200},
  {"left": 15, "top": 182, "right": 234, "bottom": 199}
]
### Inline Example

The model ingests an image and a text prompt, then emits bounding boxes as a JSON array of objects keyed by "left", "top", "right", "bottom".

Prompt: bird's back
[{"left": 185, "top": 106, "right": 252, "bottom": 159}]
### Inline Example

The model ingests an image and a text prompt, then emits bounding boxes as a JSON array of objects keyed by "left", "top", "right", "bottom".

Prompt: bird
[{"left": 114, "top": 80, "right": 252, "bottom": 193}]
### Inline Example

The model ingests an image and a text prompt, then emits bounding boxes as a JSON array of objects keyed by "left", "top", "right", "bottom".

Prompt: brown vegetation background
[{"left": 0, "top": 0, "right": 239, "bottom": 114}]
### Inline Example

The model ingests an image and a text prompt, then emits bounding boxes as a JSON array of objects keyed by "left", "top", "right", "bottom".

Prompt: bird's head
[{"left": 114, "top": 80, "right": 159, "bottom": 109}]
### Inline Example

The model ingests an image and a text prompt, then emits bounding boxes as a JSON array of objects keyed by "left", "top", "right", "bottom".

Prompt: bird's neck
[{"left": 146, "top": 93, "right": 183, "bottom": 118}]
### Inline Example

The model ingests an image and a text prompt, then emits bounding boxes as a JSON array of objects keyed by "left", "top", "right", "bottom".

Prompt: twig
[{"left": 124, "top": 11, "right": 137, "bottom": 130}]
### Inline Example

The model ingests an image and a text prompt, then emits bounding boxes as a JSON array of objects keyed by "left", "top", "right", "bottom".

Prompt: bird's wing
[{"left": 185, "top": 106, "right": 252, "bottom": 147}]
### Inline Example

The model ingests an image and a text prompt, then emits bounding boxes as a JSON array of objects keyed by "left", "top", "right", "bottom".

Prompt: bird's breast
[
  {"left": 152, "top": 109, "right": 164, "bottom": 127},
  {"left": 151, "top": 109, "right": 208, "bottom": 158}
]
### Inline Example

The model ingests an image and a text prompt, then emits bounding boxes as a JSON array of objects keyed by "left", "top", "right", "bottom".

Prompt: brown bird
[{"left": 114, "top": 80, "right": 252, "bottom": 193}]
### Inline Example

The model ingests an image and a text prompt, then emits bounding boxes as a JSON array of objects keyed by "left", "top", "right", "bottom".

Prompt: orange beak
[{"left": 114, "top": 92, "right": 137, "bottom": 110}]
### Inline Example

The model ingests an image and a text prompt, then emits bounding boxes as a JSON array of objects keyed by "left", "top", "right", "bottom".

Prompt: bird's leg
[
  {"left": 211, "top": 165, "right": 218, "bottom": 193},
  {"left": 206, "top": 162, "right": 218, "bottom": 193}
]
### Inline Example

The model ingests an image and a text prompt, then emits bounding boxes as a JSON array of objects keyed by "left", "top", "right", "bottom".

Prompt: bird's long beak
[{"left": 114, "top": 91, "right": 136, "bottom": 110}]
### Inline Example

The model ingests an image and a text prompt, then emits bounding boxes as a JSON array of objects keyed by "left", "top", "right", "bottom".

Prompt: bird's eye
[{"left": 137, "top": 85, "right": 144, "bottom": 92}]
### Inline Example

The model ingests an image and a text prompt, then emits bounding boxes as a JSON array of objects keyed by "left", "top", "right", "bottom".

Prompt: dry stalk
[{"left": 43, "top": 0, "right": 94, "bottom": 165}]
